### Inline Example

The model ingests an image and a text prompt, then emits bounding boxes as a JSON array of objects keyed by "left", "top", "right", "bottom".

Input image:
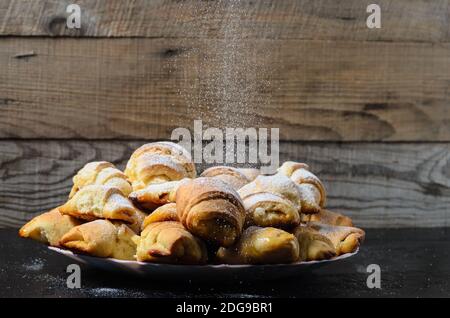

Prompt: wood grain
[
  {"left": 1, "top": 140, "right": 449, "bottom": 228},
  {"left": 0, "top": 0, "right": 449, "bottom": 42},
  {"left": 1, "top": 37, "right": 450, "bottom": 141}
]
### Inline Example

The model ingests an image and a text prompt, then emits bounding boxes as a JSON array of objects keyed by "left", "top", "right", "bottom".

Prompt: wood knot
[{"left": 161, "top": 48, "right": 186, "bottom": 58}]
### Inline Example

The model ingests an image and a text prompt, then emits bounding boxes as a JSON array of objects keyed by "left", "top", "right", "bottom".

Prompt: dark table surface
[{"left": 0, "top": 228, "right": 449, "bottom": 298}]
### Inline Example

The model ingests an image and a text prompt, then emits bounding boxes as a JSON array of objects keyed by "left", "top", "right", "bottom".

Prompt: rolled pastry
[
  {"left": 141, "top": 203, "right": 179, "bottom": 230},
  {"left": 129, "top": 179, "right": 189, "bottom": 211},
  {"left": 216, "top": 226, "right": 300, "bottom": 264},
  {"left": 200, "top": 166, "right": 251, "bottom": 190},
  {"left": 293, "top": 223, "right": 336, "bottom": 261},
  {"left": 238, "top": 173, "right": 301, "bottom": 228},
  {"left": 294, "top": 222, "right": 365, "bottom": 261},
  {"left": 19, "top": 208, "right": 81, "bottom": 246},
  {"left": 125, "top": 142, "right": 196, "bottom": 191},
  {"left": 301, "top": 209, "right": 353, "bottom": 227},
  {"left": 278, "top": 161, "right": 326, "bottom": 214},
  {"left": 237, "top": 168, "right": 260, "bottom": 182},
  {"left": 176, "top": 177, "right": 246, "bottom": 247},
  {"left": 136, "top": 206, "right": 207, "bottom": 264},
  {"left": 60, "top": 220, "right": 137, "bottom": 260},
  {"left": 69, "top": 161, "right": 132, "bottom": 198},
  {"left": 127, "top": 208, "right": 147, "bottom": 234},
  {"left": 60, "top": 185, "right": 138, "bottom": 223}
]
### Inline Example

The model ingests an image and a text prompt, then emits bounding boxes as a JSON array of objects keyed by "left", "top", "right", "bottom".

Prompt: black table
[{"left": 0, "top": 228, "right": 448, "bottom": 298}]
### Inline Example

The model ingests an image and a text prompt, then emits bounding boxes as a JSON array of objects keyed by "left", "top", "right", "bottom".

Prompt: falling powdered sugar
[{"left": 175, "top": 0, "right": 273, "bottom": 129}]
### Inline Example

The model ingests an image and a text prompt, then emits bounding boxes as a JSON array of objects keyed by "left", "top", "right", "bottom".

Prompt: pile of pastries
[{"left": 19, "top": 141, "right": 365, "bottom": 265}]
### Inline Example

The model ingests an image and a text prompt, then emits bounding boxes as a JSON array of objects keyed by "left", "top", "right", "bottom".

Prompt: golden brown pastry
[
  {"left": 129, "top": 179, "right": 189, "bottom": 211},
  {"left": 301, "top": 209, "right": 353, "bottom": 227},
  {"left": 141, "top": 203, "right": 179, "bottom": 230},
  {"left": 127, "top": 208, "right": 147, "bottom": 234},
  {"left": 278, "top": 161, "right": 326, "bottom": 214},
  {"left": 69, "top": 161, "right": 132, "bottom": 198},
  {"left": 293, "top": 223, "right": 336, "bottom": 261},
  {"left": 238, "top": 174, "right": 301, "bottom": 228},
  {"left": 135, "top": 206, "right": 207, "bottom": 264},
  {"left": 200, "top": 166, "right": 251, "bottom": 190},
  {"left": 124, "top": 142, "right": 196, "bottom": 191},
  {"left": 19, "top": 208, "right": 81, "bottom": 246},
  {"left": 60, "top": 185, "right": 138, "bottom": 223},
  {"left": 176, "top": 177, "right": 246, "bottom": 247},
  {"left": 60, "top": 220, "right": 137, "bottom": 260},
  {"left": 294, "top": 222, "right": 365, "bottom": 261},
  {"left": 216, "top": 226, "right": 300, "bottom": 264}
]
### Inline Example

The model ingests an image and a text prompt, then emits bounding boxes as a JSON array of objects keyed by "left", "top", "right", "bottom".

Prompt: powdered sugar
[
  {"left": 176, "top": 0, "right": 272, "bottom": 129},
  {"left": 87, "top": 287, "right": 146, "bottom": 298},
  {"left": 22, "top": 257, "right": 44, "bottom": 271}
]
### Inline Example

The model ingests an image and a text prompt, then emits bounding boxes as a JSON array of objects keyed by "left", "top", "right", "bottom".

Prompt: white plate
[{"left": 48, "top": 246, "right": 359, "bottom": 281}]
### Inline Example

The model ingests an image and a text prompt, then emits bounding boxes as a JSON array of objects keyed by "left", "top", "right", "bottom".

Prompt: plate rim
[{"left": 48, "top": 246, "right": 359, "bottom": 269}]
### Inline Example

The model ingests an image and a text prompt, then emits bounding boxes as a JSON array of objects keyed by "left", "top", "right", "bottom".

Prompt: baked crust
[
  {"left": 19, "top": 208, "right": 81, "bottom": 246},
  {"left": 200, "top": 166, "right": 251, "bottom": 190},
  {"left": 136, "top": 219, "right": 207, "bottom": 264},
  {"left": 69, "top": 161, "right": 131, "bottom": 198},
  {"left": 301, "top": 209, "right": 353, "bottom": 227},
  {"left": 216, "top": 226, "right": 300, "bottom": 264},
  {"left": 294, "top": 222, "right": 365, "bottom": 261},
  {"left": 129, "top": 179, "right": 189, "bottom": 211},
  {"left": 141, "top": 203, "right": 179, "bottom": 230},
  {"left": 176, "top": 177, "right": 245, "bottom": 247},
  {"left": 125, "top": 142, "right": 196, "bottom": 191},
  {"left": 238, "top": 174, "right": 301, "bottom": 228},
  {"left": 60, "top": 185, "right": 137, "bottom": 223},
  {"left": 60, "top": 219, "right": 137, "bottom": 260},
  {"left": 278, "top": 161, "right": 326, "bottom": 214}
]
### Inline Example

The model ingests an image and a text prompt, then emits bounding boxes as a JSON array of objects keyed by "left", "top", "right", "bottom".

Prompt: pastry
[
  {"left": 136, "top": 222, "right": 207, "bottom": 264},
  {"left": 19, "top": 208, "right": 81, "bottom": 246},
  {"left": 216, "top": 226, "right": 300, "bottom": 264},
  {"left": 200, "top": 166, "right": 251, "bottom": 190},
  {"left": 238, "top": 173, "right": 301, "bottom": 228},
  {"left": 141, "top": 203, "right": 179, "bottom": 230},
  {"left": 136, "top": 203, "right": 207, "bottom": 264},
  {"left": 294, "top": 222, "right": 365, "bottom": 261},
  {"left": 18, "top": 141, "right": 364, "bottom": 265},
  {"left": 301, "top": 209, "right": 353, "bottom": 227},
  {"left": 125, "top": 142, "right": 196, "bottom": 191},
  {"left": 60, "top": 220, "right": 137, "bottom": 260},
  {"left": 60, "top": 185, "right": 137, "bottom": 223},
  {"left": 127, "top": 208, "right": 147, "bottom": 234},
  {"left": 176, "top": 177, "right": 246, "bottom": 247},
  {"left": 237, "top": 168, "right": 260, "bottom": 182},
  {"left": 293, "top": 223, "right": 336, "bottom": 261},
  {"left": 278, "top": 161, "right": 326, "bottom": 214},
  {"left": 69, "top": 161, "right": 131, "bottom": 198},
  {"left": 129, "top": 179, "right": 189, "bottom": 211}
]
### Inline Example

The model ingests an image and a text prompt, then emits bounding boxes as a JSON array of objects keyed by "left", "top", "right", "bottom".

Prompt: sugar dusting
[
  {"left": 87, "top": 287, "right": 146, "bottom": 298},
  {"left": 177, "top": 0, "right": 272, "bottom": 129},
  {"left": 22, "top": 257, "right": 45, "bottom": 271}
]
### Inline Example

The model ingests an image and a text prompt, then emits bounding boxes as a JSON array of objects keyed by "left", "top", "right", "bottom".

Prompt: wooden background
[{"left": 0, "top": 0, "right": 449, "bottom": 228}]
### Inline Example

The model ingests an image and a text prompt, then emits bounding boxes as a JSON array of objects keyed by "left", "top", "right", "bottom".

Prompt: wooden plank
[
  {"left": 1, "top": 140, "right": 449, "bottom": 228},
  {"left": 1, "top": 37, "right": 450, "bottom": 141},
  {"left": 0, "top": 0, "right": 449, "bottom": 42}
]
